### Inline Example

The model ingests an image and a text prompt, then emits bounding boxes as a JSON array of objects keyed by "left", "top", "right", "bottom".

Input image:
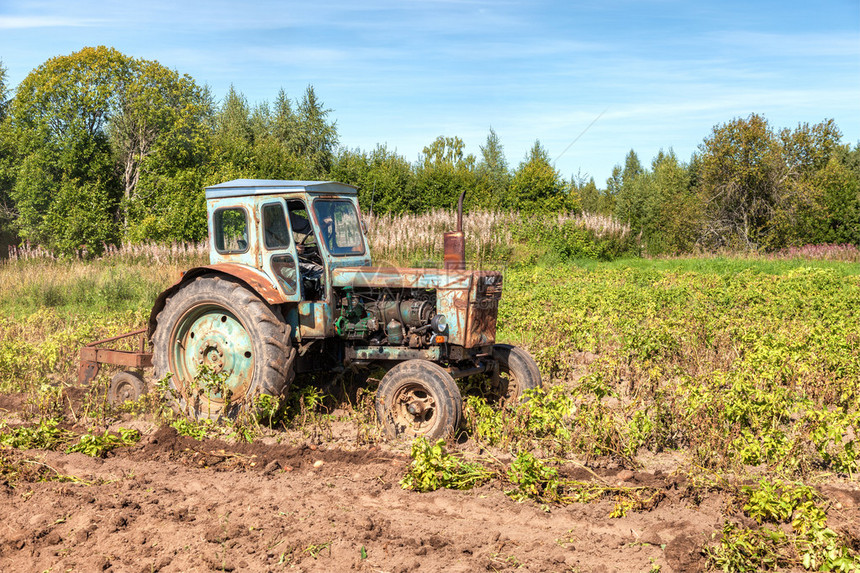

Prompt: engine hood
[{"left": 331, "top": 266, "right": 500, "bottom": 290}]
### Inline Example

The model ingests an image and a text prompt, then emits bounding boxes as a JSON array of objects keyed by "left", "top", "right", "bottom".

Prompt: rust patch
[
  {"left": 77, "top": 329, "right": 152, "bottom": 385},
  {"left": 465, "top": 271, "right": 502, "bottom": 348}
]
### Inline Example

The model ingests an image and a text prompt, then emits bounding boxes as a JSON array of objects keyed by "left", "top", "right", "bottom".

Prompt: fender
[{"left": 146, "top": 263, "right": 288, "bottom": 340}]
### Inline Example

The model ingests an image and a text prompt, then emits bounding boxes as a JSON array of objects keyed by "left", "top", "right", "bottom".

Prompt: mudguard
[{"left": 146, "top": 263, "right": 288, "bottom": 340}]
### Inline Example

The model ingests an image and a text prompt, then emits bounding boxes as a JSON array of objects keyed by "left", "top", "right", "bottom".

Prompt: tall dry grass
[
  {"left": 7, "top": 241, "right": 209, "bottom": 266},
  {"left": 364, "top": 209, "right": 631, "bottom": 266},
  {"left": 769, "top": 243, "right": 860, "bottom": 262}
]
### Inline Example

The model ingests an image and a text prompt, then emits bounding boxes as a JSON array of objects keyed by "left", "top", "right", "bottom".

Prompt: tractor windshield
[{"left": 313, "top": 200, "right": 365, "bottom": 256}]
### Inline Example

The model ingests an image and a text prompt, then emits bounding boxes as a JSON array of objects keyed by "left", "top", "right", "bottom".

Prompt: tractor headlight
[{"left": 430, "top": 314, "right": 448, "bottom": 333}]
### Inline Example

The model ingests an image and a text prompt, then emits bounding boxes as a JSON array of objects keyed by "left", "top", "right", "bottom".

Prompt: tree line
[{"left": 0, "top": 46, "right": 858, "bottom": 257}]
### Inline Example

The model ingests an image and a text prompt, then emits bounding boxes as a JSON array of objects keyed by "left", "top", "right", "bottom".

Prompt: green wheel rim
[{"left": 170, "top": 303, "right": 255, "bottom": 404}]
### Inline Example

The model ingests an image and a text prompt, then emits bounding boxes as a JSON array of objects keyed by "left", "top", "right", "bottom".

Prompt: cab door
[{"left": 260, "top": 199, "right": 302, "bottom": 303}]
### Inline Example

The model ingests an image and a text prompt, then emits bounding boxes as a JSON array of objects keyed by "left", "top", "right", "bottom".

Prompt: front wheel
[
  {"left": 375, "top": 360, "right": 462, "bottom": 440},
  {"left": 493, "top": 344, "right": 542, "bottom": 405}
]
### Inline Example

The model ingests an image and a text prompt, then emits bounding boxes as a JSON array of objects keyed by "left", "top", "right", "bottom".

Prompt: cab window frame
[
  {"left": 262, "top": 201, "right": 292, "bottom": 251},
  {"left": 311, "top": 198, "right": 366, "bottom": 257},
  {"left": 213, "top": 206, "right": 251, "bottom": 255}
]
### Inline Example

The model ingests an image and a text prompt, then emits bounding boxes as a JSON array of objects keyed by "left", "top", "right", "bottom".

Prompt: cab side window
[
  {"left": 263, "top": 203, "right": 290, "bottom": 249},
  {"left": 214, "top": 208, "right": 249, "bottom": 253}
]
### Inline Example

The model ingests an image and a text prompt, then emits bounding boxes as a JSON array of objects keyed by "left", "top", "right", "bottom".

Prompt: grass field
[{"left": 1, "top": 251, "right": 858, "bottom": 571}]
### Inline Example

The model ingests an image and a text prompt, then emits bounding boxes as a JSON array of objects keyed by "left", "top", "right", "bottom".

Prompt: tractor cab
[{"left": 206, "top": 179, "right": 371, "bottom": 303}]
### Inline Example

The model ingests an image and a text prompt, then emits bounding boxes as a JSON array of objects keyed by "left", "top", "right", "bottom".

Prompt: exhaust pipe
[{"left": 443, "top": 191, "right": 466, "bottom": 270}]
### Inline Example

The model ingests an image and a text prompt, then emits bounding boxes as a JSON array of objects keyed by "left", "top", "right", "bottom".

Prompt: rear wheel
[
  {"left": 376, "top": 360, "right": 462, "bottom": 440},
  {"left": 152, "top": 275, "right": 295, "bottom": 420},
  {"left": 493, "top": 344, "right": 542, "bottom": 405}
]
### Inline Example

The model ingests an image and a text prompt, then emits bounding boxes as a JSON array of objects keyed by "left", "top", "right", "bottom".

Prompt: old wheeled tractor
[{"left": 79, "top": 180, "right": 541, "bottom": 440}]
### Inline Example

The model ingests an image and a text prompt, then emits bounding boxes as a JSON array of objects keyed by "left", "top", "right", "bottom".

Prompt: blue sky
[{"left": 1, "top": 0, "right": 858, "bottom": 184}]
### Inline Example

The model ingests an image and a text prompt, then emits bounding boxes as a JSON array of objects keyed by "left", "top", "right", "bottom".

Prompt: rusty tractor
[{"left": 78, "top": 180, "right": 541, "bottom": 440}]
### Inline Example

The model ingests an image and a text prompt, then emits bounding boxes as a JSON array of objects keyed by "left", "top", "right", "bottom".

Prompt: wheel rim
[
  {"left": 169, "top": 303, "right": 254, "bottom": 405},
  {"left": 390, "top": 383, "right": 438, "bottom": 435},
  {"left": 115, "top": 380, "right": 137, "bottom": 402}
]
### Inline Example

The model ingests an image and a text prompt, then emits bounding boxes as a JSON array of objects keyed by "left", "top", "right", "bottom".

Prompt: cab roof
[{"left": 205, "top": 179, "right": 358, "bottom": 200}]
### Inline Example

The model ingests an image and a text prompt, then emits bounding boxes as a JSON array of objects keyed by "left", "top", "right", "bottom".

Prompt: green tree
[
  {"left": 272, "top": 89, "right": 298, "bottom": 146},
  {"left": 474, "top": 127, "right": 510, "bottom": 210},
  {"left": 212, "top": 85, "right": 255, "bottom": 176},
  {"left": 697, "top": 114, "right": 852, "bottom": 250},
  {"left": 239, "top": 90, "right": 311, "bottom": 181},
  {"left": 8, "top": 46, "right": 214, "bottom": 251},
  {"left": 604, "top": 165, "right": 623, "bottom": 214},
  {"left": 331, "top": 144, "right": 413, "bottom": 214},
  {"left": 576, "top": 175, "right": 602, "bottom": 214},
  {"left": 697, "top": 114, "right": 786, "bottom": 249},
  {"left": 9, "top": 46, "right": 127, "bottom": 252},
  {"left": 810, "top": 157, "right": 860, "bottom": 244},
  {"left": 412, "top": 136, "right": 476, "bottom": 212},
  {"left": 780, "top": 119, "right": 843, "bottom": 175},
  {"left": 293, "top": 85, "right": 338, "bottom": 177},
  {"left": 111, "top": 59, "right": 212, "bottom": 237},
  {"left": 647, "top": 150, "right": 700, "bottom": 254},
  {"left": 614, "top": 150, "right": 646, "bottom": 229},
  {"left": 622, "top": 149, "right": 643, "bottom": 184},
  {"left": 611, "top": 149, "right": 701, "bottom": 254},
  {"left": 764, "top": 120, "right": 849, "bottom": 248},
  {"left": 0, "top": 60, "right": 16, "bottom": 249},
  {"left": 0, "top": 60, "right": 8, "bottom": 121},
  {"left": 506, "top": 140, "right": 567, "bottom": 213}
]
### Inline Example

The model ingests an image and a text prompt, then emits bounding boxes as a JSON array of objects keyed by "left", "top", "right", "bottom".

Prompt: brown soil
[{"left": 1, "top": 392, "right": 858, "bottom": 573}]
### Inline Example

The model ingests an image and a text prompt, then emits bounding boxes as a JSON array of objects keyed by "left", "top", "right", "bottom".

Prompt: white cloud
[{"left": 0, "top": 15, "right": 96, "bottom": 28}]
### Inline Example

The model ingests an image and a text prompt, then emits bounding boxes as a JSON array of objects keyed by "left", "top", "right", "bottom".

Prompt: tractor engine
[{"left": 334, "top": 288, "right": 445, "bottom": 348}]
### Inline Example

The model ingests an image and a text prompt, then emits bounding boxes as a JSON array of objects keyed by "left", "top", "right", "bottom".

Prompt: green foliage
[
  {"left": 496, "top": 261, "right": 860, "bottom": 474},
  {"left": 411, "top": 136, "right": 476, "bottom": 212},
  {"left": 7, "top": 46, "right": 212, "bottom": 254},
  {"left": 708, "top": 522, "right": 789, "bottom": 572},
  {"left": 501, "top": 451, "right": 661, "bottom": 515},
  {"left": 212, "top": 84, "right": 338, "bottom": 184},
  {"left": 506, "top": 450, "right": 563, "bottom": 503},
  {"left": 254, "top": 394, "right": 283, "bottom": 426},
  {"left": 742, "top": 480, "right": 817, "bottom": 524},
  {"left": 67, "top": 427, "right": 140, "bottom": 457},
  {"left": 0, "top": 418, "right": 70, "bottom": 449},
  {"left": 331, "top": 144, "right": 413, "bottom": 214},
  {"left": 0, "top": 419, "right": 139, "bottom": 458},
  {"left": 0, "top": 59, "right": 7, "bottom": 119},
  {"left": 512, "top": 214, "right": 638, "bottom": 262},
  {"left": 465, "top": 386, "right": 575, "bottom": 454},
  {"left": 697, "top": 114, "right": 854, "bottom": 251},
  {"left": 506, "top": 140, "right": 573, "bottom": 213},
  {"left": 400, "top": 438, "right": 492, "bottom": 492},
  {"left": 2, "top": 46, "right": 859, "bottom": 257},
  {"left": 707, "top": 479, "right": 859, "bottom": 572},
  {"left": 172, "top": 418, "right": 215, "bottom": 440},
  {"left": 474, "top": 127, "right": 510, "bottom": 210}
]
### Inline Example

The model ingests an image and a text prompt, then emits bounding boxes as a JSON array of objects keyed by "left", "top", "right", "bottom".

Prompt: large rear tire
[
  {"left": 152, "top": 275, "right": 295, "bottom": 420},
  {"left": 376, "top": 360, "right": 462, "bottom": 440}
]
